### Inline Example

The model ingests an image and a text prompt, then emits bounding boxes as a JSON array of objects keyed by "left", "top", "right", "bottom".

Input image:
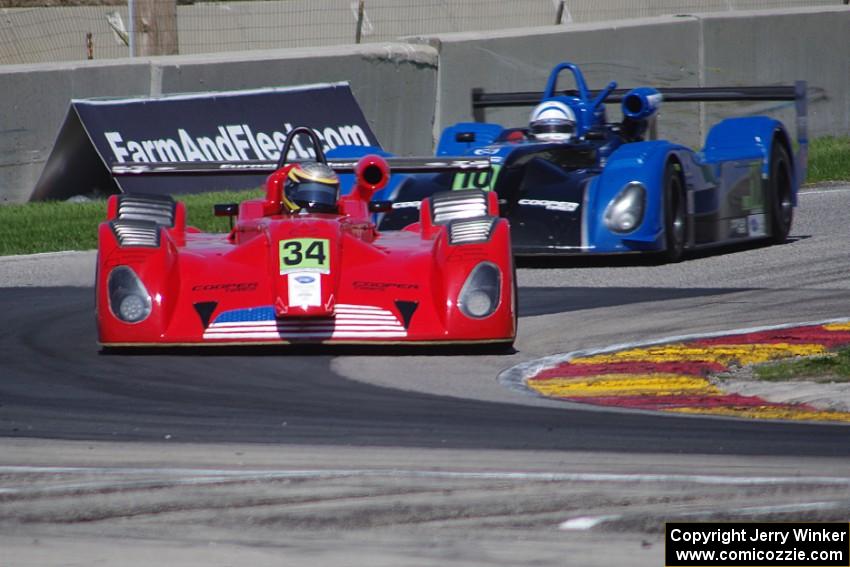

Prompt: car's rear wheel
[
  {"left": 661, "top": 161, "right": 686, "bottom": 263},
  {"left": 768, "top": 141, "right": 793, "bottom": 244}
]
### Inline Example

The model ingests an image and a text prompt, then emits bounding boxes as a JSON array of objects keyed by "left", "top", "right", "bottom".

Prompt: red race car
[{"left": 97, "top": 128, "right": 516, "bottom": 349}]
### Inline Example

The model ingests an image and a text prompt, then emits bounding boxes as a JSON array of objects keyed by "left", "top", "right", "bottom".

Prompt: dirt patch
[{"left": 711, "top": 364, "right": 850, "bottom": 413}]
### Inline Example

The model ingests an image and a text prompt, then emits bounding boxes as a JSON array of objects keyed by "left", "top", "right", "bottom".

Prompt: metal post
[
  {"left": 128, "top": 0, "right": 135, "bottom": 57},
  {"left": 86, "top": 32, "right": 93, "bottom": 59},
  {"left": 355, "top": 0, "right": 365, "bottom": 44},
  {"left": 795, "top": 80, "right": 809, "bottom": 186},
  {"left": 555, "top": 0, "right": 564, "bottom": 25}
]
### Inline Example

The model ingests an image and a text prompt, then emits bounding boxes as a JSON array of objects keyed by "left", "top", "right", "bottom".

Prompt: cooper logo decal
[
  {"left": 353, "top": 281, "right": 420, "bottom": 291},
  {"left": 192, "top": 282, "right": 258, "bottom": 293},
  {"left": 518, "top": 198, "right": 579, "bottom": 212},
  {"left": 391, "top": 201, "right": 421, "bottom": 210}
]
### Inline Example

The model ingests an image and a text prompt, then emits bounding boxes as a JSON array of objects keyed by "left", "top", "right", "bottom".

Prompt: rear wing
[
  {"left": 472, "top": 84, "right": 808, "bottom": 117},
  {"left": 472, "top": 82, "right": 809, "bottom": 185},
  {"left": 111, "top": 156, "right": 491, "bottom": 177}
]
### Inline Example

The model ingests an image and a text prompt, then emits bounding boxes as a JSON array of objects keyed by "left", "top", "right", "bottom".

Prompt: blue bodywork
[{"left": 338, "top": 62, "right": 805, "bottom": 258}]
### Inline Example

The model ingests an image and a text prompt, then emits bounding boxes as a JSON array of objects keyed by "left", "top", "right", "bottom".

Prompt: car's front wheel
[
  {"left": 661, "top": 161, "right": 686, "bottom": 263},
  {"left": 768, "top": 141, "right": 793, "bottom": 244}
]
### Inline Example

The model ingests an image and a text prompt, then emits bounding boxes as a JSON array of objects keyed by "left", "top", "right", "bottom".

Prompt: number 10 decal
[
  {"left": 279, "top": 238, "right": 330, "bottom": 274},
  {"left": 452, "top": 164, "right": 501, "bottom": 191}
]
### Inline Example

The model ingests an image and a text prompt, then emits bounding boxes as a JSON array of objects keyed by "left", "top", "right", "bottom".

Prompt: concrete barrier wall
[
  {"left": 154, "top": 44, "right": 438, "bottom": 155},
  {"left": 1, "top": 7, "right": 849, "bottom": 204},
  {"left": 416, "top": 17, "right": 704, "bottom": 147},
  {"left": 421, "top": 6, "right": 850, "bottom": 148},
  {"left": 700, "top": 8, "right": 850, "bottom": 137},
  {"left": 0, "top": 43, "right": 438, "bottom": 203},
  {"left": 0, "top": 59, "right": 154, "bottom": 204}
]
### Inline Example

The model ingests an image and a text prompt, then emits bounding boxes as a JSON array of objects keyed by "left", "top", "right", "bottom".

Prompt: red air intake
[
  {"left": 338, "top": 154, "right": 391, "bottom": 220},
  {"left": 355, "top": 155, "right": 389, "bottom": 196}
]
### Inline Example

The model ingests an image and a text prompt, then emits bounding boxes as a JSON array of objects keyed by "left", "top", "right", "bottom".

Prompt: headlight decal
[
  {"left": 458, "top": 262, "right": 501, "bottom": 319},
  {"left": 107, "top": 266, "right": 152, "bottom": 324},
  {"left": 604, "top": 182, "right": 646, "bottom": 234}
]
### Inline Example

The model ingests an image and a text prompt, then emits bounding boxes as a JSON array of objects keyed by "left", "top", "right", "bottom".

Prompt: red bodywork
[{"left": 96, "top": 155, "right": 516, "bottom": 347}]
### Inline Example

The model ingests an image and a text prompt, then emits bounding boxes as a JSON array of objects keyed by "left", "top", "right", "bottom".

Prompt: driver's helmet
[
  {"left": 529, "top": 100, "right": 577, "bottom": 142},
  {"left": 283, "top": 161, "right": 340, "bottom": 214}
]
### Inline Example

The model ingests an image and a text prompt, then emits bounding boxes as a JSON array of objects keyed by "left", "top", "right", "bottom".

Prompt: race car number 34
[{"left": 279, "top": 238, "right": 330, "bottom": 274}]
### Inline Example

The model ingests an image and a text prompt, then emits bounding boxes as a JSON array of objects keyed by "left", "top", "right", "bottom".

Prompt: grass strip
[
  {"left": 0, "top": 189, "right": 261, "bottom": 256},
  {"left": 1, "top": 135, "right": 848, "bottom": 256},
  {"left": 754, "top": 347, "right": 850, "bottom": 382},
  {"left": 807, "top": 136, "right": 850, "bottom": 184}
]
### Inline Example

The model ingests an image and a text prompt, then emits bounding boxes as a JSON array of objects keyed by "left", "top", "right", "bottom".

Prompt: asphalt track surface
[
  {"left": 2, "top": 186, "right": 850, "bottom": 456},
  {"left": 3, "top": 186, "right": 850, "bottom": 567}
]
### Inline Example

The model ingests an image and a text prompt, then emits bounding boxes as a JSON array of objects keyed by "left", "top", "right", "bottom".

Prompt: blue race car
[{"left": 373, "top": 61, "right": 807, "bottom": 262}]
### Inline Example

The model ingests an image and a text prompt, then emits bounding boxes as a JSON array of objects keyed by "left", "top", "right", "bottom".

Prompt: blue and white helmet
[{"left": 529, "top": 100, "right": 577, "bottom": 142}]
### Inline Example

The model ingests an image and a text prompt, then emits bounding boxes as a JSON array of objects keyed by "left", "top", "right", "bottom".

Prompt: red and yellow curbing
[{"left": 525, "top": 323, "right": 850, "bottom": 422}]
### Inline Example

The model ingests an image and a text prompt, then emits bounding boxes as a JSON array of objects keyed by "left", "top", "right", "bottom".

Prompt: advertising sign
[{"left": 31, "top": 82, "right": 379, "bottom": 200}]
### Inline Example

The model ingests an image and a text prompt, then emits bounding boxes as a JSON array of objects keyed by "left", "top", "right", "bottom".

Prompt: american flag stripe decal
[{"left": 202, "top": 304, "right": 408, "bottom": 340}]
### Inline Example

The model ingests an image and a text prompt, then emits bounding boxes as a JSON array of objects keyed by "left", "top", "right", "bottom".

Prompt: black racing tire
[
  {"left": 767, "top": 141, "right": 794, "bottom": 244},
  {"left": 660, "top": 161, "right": 686, "bottom": 263},
  {"left": 479, "top": 262, "right": 517, "bottom": 355},
  {"left": 474, "top": 341, "right": 516, "bottom": 355},
  {"left": 511, "top": 262, "right": 518, "bottom": 347}
]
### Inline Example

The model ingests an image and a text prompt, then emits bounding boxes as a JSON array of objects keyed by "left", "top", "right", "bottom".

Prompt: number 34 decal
[{"left": 279, "top": 238, "right": 330, "bottom": 274}]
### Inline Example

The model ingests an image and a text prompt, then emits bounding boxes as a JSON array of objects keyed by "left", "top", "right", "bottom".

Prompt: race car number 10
[
  {"left": 279, "top": 238, "right": 330, "bottom": 274},
  {"left": 452, "top": 164, "right": 501, "bottom": 191}
]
